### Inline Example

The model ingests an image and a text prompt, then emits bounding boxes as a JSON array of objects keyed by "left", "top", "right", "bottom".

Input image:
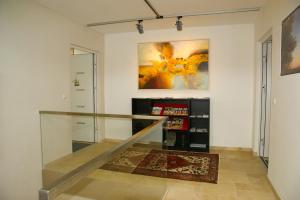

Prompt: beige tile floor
[{"left": 44, "top": 141, "right": 279, "bottom": 200}]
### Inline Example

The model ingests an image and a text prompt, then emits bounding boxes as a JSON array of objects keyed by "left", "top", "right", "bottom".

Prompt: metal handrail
[
  {"left": 39, "top": 110, "right": 165, "bottom": 120},
  {"left": 39, "top": 111, "right": 167, "bottom": 200}
]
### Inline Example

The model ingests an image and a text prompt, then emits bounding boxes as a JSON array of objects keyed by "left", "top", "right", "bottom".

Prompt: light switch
[{"left": 61, "top": 94, "right": 67, "bottom": 100}]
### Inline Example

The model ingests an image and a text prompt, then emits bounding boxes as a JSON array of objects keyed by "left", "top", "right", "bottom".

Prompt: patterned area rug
[{"left": 101, "top": 148, "right": 219, "bottom": 183}]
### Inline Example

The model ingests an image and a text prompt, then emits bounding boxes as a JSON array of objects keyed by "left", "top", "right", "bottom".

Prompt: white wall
[
  {"left": 0, "top": 1, "right": 104, "bottom": 199},
  {"left": 104, "top": 24, "right": 255, "bottom": 148},
  {"left": 254, "top": 0, "right": 300, "bottom": 199}
]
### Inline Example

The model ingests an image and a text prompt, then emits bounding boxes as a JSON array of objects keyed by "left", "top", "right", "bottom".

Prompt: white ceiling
[{"left": 35, "top": 0, "right": 267, "bottom": 33}]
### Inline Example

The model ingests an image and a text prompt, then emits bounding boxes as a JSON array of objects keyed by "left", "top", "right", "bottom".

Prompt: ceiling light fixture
[
  {"left": 136, "top": 20, "right": 144, "bottom": 34},
  {"left": 175, "top": 16, "right": 183, "bottom": 31}
]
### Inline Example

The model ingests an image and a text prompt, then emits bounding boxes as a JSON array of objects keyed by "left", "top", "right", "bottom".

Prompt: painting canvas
[
  {"left": 281, "top": 5, "right": 300, "bottom": 75},
  {"left": 138, "top": 40, "right": 209, "bottom": 89}
]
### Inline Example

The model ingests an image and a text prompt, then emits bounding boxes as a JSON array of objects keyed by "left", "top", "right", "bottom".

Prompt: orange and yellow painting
[{"left": 138, "top": 40, "right": 209, "bottom": 89}]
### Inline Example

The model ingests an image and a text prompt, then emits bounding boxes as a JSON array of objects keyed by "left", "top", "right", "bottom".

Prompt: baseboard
[
  {"left": 210, "top": 146, "right": 252, "bottom": 152},
  {"left": 252, "top": 151, "right": 259, "bottom": 157},
  {"left": 102, "top": 141, "right": 254, "bottom": 153},
  {"left": 102, "top": 138, "right": 124, "bottom": 143},
  {"left": 103, "top": 138, "right": 162, "bottom": 147},
  {"left": 266, "top": 176, "right": 281, "bottom": 200},
  {"left": 72, "top": 140, "right": 94, "bottom": 144}
]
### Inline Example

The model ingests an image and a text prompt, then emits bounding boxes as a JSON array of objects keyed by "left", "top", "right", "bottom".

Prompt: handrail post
[{"left": 39, "top": 189, "right": 50, "bottom": 200}]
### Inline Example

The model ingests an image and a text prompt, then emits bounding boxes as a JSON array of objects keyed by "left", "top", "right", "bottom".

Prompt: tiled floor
[{"left": 44, "top": 141, "right": 279, "bottom": 200}]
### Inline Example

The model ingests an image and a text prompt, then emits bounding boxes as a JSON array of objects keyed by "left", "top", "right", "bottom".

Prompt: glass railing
[{"left": 39, "top": 111, "right": 168, "bottom": 200}]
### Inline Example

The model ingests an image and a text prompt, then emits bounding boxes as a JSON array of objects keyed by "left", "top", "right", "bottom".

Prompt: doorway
[
  {"left": 259, "top": 37, "right": 272, "bottom": 167},
  {"left": 70, "top": 47, "right": 97, "bottom": 152}
]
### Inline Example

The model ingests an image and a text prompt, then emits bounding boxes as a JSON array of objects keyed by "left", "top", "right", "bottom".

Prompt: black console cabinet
[{"left": 132, "top": 98, "right": 210, "bottom": 152}]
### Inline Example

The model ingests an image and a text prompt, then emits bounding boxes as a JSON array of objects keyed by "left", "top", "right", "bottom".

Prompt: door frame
[
  {"left": 70, "top": 43, "right": 99, "bottom": 142},
  {"left": 258, "top": 35, "right": 272, "bottom": 167}
]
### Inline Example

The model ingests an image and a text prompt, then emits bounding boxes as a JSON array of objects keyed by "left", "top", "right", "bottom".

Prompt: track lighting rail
[
  {"left": 86, "top": 7, "right": 260, "bottom": 27},
  {"left": 144, "top": 0, "right": 163, "bottom": 19}
]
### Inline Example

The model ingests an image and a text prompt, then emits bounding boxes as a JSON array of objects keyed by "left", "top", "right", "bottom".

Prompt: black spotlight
[
  {"left": 175, "top": 16, "right": 183, "bottom": 31},
  {"left": 136, "top": 20, "right": 144, "bottom": 34}
]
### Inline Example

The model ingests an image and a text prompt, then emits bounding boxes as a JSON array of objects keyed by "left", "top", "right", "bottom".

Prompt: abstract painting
[
  {"left": 282, "top": 5, "right": 300, "bottom": 75},
  {"left": 138, "top": 40, "right": 209, "bottom": 89}
]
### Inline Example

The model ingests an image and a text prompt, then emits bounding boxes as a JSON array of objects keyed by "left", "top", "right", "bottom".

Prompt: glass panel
[
  {"left": 40, "top": 112, "right": 167, "bottom": 200},
  {"left": 41, "top": 114, "right": 97, "bottom": 187}
]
